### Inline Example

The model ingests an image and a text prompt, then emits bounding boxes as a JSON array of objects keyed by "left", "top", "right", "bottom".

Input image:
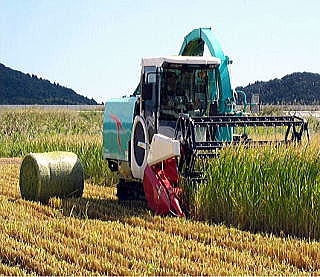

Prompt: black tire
[{"left": 116, "top": 179, "right": 145, "bottom": 201}]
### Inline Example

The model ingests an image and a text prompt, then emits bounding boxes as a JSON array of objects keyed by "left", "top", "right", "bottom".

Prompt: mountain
[
  {"left": 236, "top": 72, "right": 320, "bottom": 105},
  {"left": 0, "top": 63, "right": 97, "bottom": 105}
]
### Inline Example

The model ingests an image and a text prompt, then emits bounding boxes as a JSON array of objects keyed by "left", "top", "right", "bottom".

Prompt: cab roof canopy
[{"left": 141, "top": 56, "right": 221, "bottom": 67}]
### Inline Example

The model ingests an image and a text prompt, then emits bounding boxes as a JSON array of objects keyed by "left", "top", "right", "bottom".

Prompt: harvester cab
[
  {"left": 139, "top": 56, "right": 222, "bottom": 140},
  {"left": 103, "top": 27, "right": 309, "bottom": 216}
]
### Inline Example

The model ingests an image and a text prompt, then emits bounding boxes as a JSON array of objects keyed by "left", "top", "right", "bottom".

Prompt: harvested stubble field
[
  {"left": 1, "top": 162, "right": 320, "bottom": 275},
  {"left": 0, "top": 108, "right": 320, "bottom": 275}
]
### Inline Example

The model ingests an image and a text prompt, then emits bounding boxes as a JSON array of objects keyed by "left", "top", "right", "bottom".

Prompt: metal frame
[{"left": 174, "top": 114, "right": 309, "bottom": 181}]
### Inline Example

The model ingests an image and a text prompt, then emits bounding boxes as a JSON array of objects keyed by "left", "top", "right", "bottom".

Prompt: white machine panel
[{"left": 147, "top": 134, "right": 180, "bottom": 166}]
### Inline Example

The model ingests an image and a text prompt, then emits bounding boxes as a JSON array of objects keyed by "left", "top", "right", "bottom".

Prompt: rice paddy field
[{"left": 0, "top": 108, "right": 320, "bottom": 275}]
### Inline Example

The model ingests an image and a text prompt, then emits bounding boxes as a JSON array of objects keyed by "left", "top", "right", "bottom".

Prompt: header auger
[{"left": 103, "top": 27, "right": 308, "bottom": 216}]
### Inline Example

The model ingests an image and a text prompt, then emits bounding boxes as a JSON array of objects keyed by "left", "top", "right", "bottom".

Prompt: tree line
[
  {"left": 0, "top": 63, "right": 97, "bottom": 105},
  {"left": 236, "top": 72, "right": 320, "bottom": 105}
]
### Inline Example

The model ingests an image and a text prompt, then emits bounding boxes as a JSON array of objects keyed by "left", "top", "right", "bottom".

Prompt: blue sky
[{"left": 1, "top": 0, "right": 319, "bottom": 102}]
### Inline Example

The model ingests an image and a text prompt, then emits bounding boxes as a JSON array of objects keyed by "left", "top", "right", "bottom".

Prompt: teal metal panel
[
  {"left": 179, "top": 27, "right": 234, "bottom": 113},
  {"left": 103, "top": 96, "right": 137, "bottom": 161},
  {"left": 179, "top": 27, "right": 235, "bottom": 141}
]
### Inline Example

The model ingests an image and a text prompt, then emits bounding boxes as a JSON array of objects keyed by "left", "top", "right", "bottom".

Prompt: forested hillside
[
  {"left": 236, "top": 72, "right": 320, "bottom": 105},
  {"left": 0, "top": 63, "right": 97, "bottom": 105},
  {"left": 1, "top": 62, "right": 319, "bottom": 105}
]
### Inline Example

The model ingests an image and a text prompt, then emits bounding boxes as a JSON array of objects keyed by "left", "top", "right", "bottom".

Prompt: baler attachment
[{"left": 174, "top": 114, "right": 309, "bottom": 182}]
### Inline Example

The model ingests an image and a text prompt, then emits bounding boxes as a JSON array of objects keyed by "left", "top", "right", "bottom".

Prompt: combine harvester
[{"left": 103, "top": 27, "right": 309, "bottom": 216}]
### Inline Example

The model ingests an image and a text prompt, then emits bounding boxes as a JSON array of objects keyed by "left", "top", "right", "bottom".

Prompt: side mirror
[{"left": 142, "top": 83, "right": 152, "bottom": 100}]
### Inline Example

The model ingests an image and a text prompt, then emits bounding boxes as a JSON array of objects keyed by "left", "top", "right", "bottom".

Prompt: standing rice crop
[
  {"left": 0, "top": 109, "right": 116, "bottom": 184},
  {"left": 188, "top": 138, "right": 320, "bottom": 239}
]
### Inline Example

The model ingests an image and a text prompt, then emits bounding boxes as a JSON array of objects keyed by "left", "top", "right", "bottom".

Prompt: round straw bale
[{"left": 19, "top": 151, "right": 84, "bottom": 203}]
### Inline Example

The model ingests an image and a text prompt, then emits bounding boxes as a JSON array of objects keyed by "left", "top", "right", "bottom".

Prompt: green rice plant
[
  {"left": 308, "top": 116, "right": 320, "bottom": 133},
  {"left": 0, "top": 109, "right": 116, "bottom": 185},
  {"left": 259, "top": 105, "right": 284, "bottom": 116},
  {"left": 188, "top": 138, "right": 320, "bottom": 239},
  {"left": 0, "top": 109, "right": 102, "bottom": 138},
  {"left": 0, "top": 135, "right": 116, "bottom": 185}
]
